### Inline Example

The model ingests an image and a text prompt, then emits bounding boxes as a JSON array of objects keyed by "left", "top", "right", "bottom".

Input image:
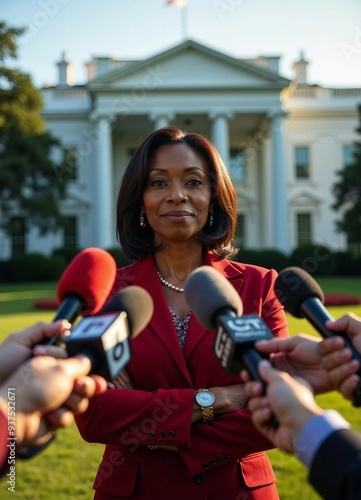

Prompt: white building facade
[{"left": 2, "top": 40, "right": 360, "bottom": 258}]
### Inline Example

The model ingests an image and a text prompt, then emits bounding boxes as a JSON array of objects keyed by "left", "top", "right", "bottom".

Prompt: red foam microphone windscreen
[{"left": 56, "top": 247, "right": 117, "bottom": 315}]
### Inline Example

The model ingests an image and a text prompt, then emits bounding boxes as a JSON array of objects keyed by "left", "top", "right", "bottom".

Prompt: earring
[
  {"left": 139, "top": 212, "right": 146, "bottom": 228},
  {"left": 209, "top": 211, "right": 214, "bottom": 227}
]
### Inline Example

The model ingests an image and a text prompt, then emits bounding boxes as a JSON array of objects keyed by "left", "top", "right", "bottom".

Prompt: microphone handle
[
  {"left": 302, "top": 298, "right": 361, "bottom": 407},
  {"left": 241, "top": 345, "right": 279, "bottom": 428},
  {"left": 41, "top": 295, "right": 84, "bottom": 346}
]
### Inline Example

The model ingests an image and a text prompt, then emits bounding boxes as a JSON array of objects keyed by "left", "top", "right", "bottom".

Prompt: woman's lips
[{"left": 161, "top": 210, "right": 193, "bottom": 220}]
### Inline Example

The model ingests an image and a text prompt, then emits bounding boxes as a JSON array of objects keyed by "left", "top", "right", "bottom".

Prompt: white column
[
  {"left": 149, "top": 112, "right": 175, "bottom": 130},
  {"left": 268, "top": 111, "right": 289, "bottom": 254},
  {"left": 260, "top": 135, "right": 273, "bottom": 248},
  {"left": 93, "top": 115, "right": 114, "bottom": 249},
  {"left": 209, "top": 112, "right": 233, "bottom": 166}
]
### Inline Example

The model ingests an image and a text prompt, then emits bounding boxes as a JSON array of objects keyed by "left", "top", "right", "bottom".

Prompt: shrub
[
  {"left": 256, "top": 249, "right": 290, "bottom": 271},
  {"left": 334, "top": 251, "right": 361, "bottom": 276},
  {"left": 105, "top": 247, "right": 134, "bottom": 268},
  {"left": 233, "top": 248, "right": 289, "bottom": 271},
  {"left": 52, "top": 246, "right": 82, "bottom": 264},
  {"left": 12, "top": 253, "right": 66, "bottom": 282},
  {"left": 0, "top": 259, "right": 15, "bottom": 282},
  {"left": 290, "top": 244, "right": 337, "bottom": 276},
  {"left": 233, "top": 249, "right": 260, "bottom": 265}
]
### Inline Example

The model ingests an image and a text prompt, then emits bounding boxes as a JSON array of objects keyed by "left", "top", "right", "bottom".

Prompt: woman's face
[{"left": 142, "top": 142, "right": 212, "bottom": 246}]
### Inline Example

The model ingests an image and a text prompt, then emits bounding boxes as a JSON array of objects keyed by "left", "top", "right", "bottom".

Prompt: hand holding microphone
[
  {"left": 14, "top": 285, "right": 153, "bottom": 459},
  {"left": 275, "top": 267, "right": 361, "bottom": 407}
]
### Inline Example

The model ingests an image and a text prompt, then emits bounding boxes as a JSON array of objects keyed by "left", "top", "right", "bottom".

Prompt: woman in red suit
[{"left": 75, "top": 126, "right": 288, "bottom": 499}]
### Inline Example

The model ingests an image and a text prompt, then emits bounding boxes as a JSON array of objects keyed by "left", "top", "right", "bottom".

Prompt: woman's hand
[
  {"left": 192, "top": 384, "right": 247, "bottom": 423},
  {"left": 210, "top": 383, "right": 248, "bottom": 415}
]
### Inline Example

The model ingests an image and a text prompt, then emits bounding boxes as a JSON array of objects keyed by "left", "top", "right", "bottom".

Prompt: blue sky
[{"left": 2, "top": 0, "right": 361, "bottom": 88}]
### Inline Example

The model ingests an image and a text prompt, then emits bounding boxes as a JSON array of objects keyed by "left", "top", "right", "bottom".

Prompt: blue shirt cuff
[{"left": 295, "top": 410, "right": 350, "bottom": 468}]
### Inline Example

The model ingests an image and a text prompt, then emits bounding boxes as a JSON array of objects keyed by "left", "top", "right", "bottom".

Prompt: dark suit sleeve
[{"left": 309, "top": 428, "right": 361, "bottom": 500}]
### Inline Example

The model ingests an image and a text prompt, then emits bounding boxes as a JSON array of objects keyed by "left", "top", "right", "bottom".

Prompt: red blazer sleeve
[{"left": 76, "top": 388, "right": 195, "bottom": 449}]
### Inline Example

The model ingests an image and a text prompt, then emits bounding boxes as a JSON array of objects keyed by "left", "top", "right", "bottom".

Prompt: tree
[
  {"left": 0, "top": 22, "right": 44, "bottom": 137},
  {"left": 0, "top": 21, "right": 72, "bottom": 236},
  {"left": 332, "top": 105, "right": 361, "bottom": 253}
]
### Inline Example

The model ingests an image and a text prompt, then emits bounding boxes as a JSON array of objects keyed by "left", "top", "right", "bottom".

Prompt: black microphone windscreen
[
  {"left": 184, "top": 266, "right": 243, "bottom": 330},
  {"left": 101, "top": 286, "right": 154, "bottom": 338},
  {"left": 275, "top": 267, "right": 324, "bottom": 318}
]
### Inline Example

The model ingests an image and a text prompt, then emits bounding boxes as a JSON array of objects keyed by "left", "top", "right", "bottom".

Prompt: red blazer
[{"left": 76, "top": 250, "right": 288, "bottom": 499}]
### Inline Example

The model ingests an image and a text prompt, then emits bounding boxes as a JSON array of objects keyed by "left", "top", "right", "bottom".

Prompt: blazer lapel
[{"left": 119, "top": 255, "right": 192, "bottom": 383}]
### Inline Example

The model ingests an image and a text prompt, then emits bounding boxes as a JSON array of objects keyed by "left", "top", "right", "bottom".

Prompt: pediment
[
  {"left": 289, "top": 188, "right": 323, "bottom": 205},
  {"left": 88, "top": 40, "right": 289, "bottom": 91}
]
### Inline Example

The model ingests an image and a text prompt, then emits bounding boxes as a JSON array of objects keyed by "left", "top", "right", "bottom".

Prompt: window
[
  {"left": 294, "top": 146, "right": 310, "bottom": 179},
  {"left": 11, "top": 217, "right": 26, "bottom": 257},
  {"left": 297, "top": 213, "right": 312, "bottom": 246},
  {"left": 229, "top": 148, "right": 245, "bottom": 182},
  {"left": 342, "top": 145, "right": 356, "bottom": 168},
  {"left": 64, "top": 147, "right": 78, "bottom": 180},
  {"left": 235, "top": 213, "right": 245, "bottom": 248},
  {"left": 63, "top": 216, "right": 77, "bottom": 247}
]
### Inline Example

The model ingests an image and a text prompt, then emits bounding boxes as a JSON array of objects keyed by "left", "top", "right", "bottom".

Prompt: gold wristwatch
[{"left": 195, "top": 388, "right": 215, "bottom": 423}]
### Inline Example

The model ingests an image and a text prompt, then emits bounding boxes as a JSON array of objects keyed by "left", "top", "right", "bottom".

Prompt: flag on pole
[
  {"left": 167, "top": 0, "right": 187, "bottom": 7},
  {"left": 166, "top": 0, "right": 188, "bottom": 40}
]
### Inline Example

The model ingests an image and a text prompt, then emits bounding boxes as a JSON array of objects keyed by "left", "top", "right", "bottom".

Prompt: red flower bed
[
  {"left": 33, "top": 299, "right": 60, "bottom": 310},
  {"left": 324, "top": 293, "right": 361, "bottom": 306},
  {"left": 33, "top": 294, "right": 360, "bottom": 310}
]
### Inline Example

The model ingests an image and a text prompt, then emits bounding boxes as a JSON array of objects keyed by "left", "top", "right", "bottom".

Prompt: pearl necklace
[{"left": 157, "top": 271, "right": 185, "bottom": 293}]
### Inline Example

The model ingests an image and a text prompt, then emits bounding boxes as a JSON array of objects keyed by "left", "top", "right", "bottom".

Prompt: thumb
[
  {"left": 258, "top": 359, "right": 278, "bottom": 382},
  {"left": 60, "top": 356, "right": 92, "bottom": 379}
]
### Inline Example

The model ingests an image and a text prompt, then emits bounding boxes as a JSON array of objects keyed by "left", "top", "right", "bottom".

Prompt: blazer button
[
  {"left": 159, "top": 431, "right": 167, "bottom": 440},
  {"left": 194, "top": 475, "right": 202, "bottom": 484},
  {"left": 148, "top": 431, "right": 156, "bottom": 439},
  {"left": 187, "top": 363, "right": 193, "bottom": 371},
  {"left": 168, "top": 431, "right": 176, "bottom": 439},
  {"left": 202, "top": 462, "right": 210, "bottom": 470}
]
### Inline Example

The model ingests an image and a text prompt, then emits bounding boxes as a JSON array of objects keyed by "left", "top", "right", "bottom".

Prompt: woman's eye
[
  {"left": 150, "top": 179, "right": 166, "bottom": 187},
  {"left": 187, "top": 179, "right": 202, "bottom": 186}
]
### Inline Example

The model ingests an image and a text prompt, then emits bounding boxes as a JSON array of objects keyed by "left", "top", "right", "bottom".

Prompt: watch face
[{"left": 196, "top": 391, "right": 215, "bottom": 407}]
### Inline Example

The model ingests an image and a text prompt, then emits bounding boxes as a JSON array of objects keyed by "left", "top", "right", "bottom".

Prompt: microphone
[
  {"left": 184, "top": 266, "right": 273, "bottom": 387},
  {"left": 64, "top": 286, "right": 154, "bottom": 380},
  {"left": 274, "top": 266, "right": 361, "bottom": 407},
  {"left": 42, "top": 247, "right": 117, "bottom": 346}
]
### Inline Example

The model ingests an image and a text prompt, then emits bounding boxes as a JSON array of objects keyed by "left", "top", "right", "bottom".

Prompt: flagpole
[{"left": 181, "top": 3, "right": 188, "bottom": 40}]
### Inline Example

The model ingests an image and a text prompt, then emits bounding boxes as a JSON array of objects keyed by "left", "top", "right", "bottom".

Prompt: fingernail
[
  {"left": 35, "top": 346, "right": 46, "bottom": 355},
  {"left": 62, "top": 320, "right": 72, "bottom": 330}
]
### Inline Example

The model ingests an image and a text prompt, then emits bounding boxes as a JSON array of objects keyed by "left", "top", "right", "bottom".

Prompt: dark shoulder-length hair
[{"left": 116, "top": 125, "right": 238, "bottom": 260}]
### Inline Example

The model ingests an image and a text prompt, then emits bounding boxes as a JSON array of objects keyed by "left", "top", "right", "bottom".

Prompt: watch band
[
  {"left": 201, "top": 405, "right": 214, "bottom": 423},
  {"left": 196, "top": 388, "right": 215, "bottom": 423}
]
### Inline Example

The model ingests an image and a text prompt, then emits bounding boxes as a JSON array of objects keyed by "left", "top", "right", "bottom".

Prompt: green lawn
[{"left": 0, "top": 279, "right": 360, "bottom": 499}]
